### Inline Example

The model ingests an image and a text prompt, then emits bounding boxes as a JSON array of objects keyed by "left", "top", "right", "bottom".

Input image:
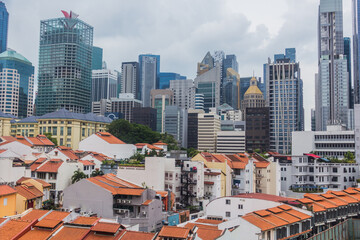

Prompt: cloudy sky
[{"left": 4, "top": 0, "right": 353, "bottom": 129}]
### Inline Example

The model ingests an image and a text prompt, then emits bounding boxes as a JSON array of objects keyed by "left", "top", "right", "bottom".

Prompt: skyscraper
[
  {"left": 353, "top": 0, "right": 360, "bottom": 104},
  {"left": 240, "top": 77, "right": 265, "bottom": 119},
  {"left": 0, "top": 1, "right": 8, "bottom": 53},
  {"left": 344, "top": 37, "right": 353, "bottom": 109},
  {"left": 157, "top": 72, "right": 186, "bottom": 89},
  {"left": 150, "top": 89, "right": 174, "bottom": 132},
  {"left": 0, "top": 50, "right": 34, "bottom": 117},
  {"left": 121, "top": 62, "right": 140, "bottom": 99},
  {"left": 91, "top": 69, "right": 118, "bottom": 102},
  {"left": 316, "top": 0, "right": 349, "bottom": 130},
  {"left": 139, "top": 54, "right": 160, "bottom": 107},
  {"left": 223, "top": 54, "right": 238, "bottom": 74},
  {"left": 36, "top": 11, "right": 93, "bottom": 115},
  {"left": 91, "top": 46, "right": 103, "bottom": 70},
  {"left": 169, "top": 79, "right": 196, "bottom": 110},
  {"left": 222, "top": 68, "right": 240, "bottom": 109},
  {"left": 265, "top": 49, "right": 303, "bottom": 154}
]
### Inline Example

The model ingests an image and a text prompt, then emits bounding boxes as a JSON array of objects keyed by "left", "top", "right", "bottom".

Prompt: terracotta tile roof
[
  {"left": 0, "top": 218, "right": 6, "bottom": 224},
  {"left": 204, "top": 172, "right": 221, "bottom": 176},
  {"left": 204, "top": 181, "right": 214, "bottom": 185},
  {"left": 142, "top": 199, "right": 153, "bottom": 206},
  {"left": 79, "top": 160, "right": 95, "bottom": 166},
  {"left": 71, "top": 216, "right": 99, "bottom": 226},
  {"left": 286, "top": 209, "right": 311, "bottom": 220},
  {"left": 27, "top": 136, "right": 55, "bottom": 146},
  {"left": 96, "top": 132, "right": 125, "bottom": 144},
  {"left": 86, "top": 174, "right": 145, "bottom": 196},
  {"left": 184, "top": 223, "right": 219, "bottom": 230},
  {"left": 315, "top": 200, "right": 337, "bottom": 209},
  {"left": 14, "top": 136, "right": 32, "bottom": 147},
  {"left": 158, "top": 226, "right": 190, "bottom": 239},
  {"left": 297, "top": 198, "right": 314, "bottom": 204},
  {"left": 0, "top": 185, "right": 16, "bottom": 196},
  {"left": 21, "top": 209, "right": 49, "bottom": 221},
  {"left": 232, "top": 193, "right": 295, "bottom": 203},
  {"left": 200, "top": 152, "right": 223, "bottom": 163},
  {"left": 254, "top": 161, "right": 270, "bottom": 168},
  {"left": 34, "top": 219, "right": 62, "bottom": 228},
  {"left": 229, "top": 161, "right": 247, "bottom": 169},
  {"left": 84, "top": 230, "right": 125, "bottom": 240},
  {"left": 119, "top": 230, "right": 156, "bottom": 240},
  {"left": 33, "top": 179, "right": 51, "bottom": 188},
  {"left": 0, "top": 219, "right": 34, "bottom": 240},
  {"left": 91, "top": 222, "right": 122, "bottom": 234},
  {"left": 15, "top": 185, "right": 43, "bottom": 200},
  {"left": 35, "top": 159, "right": 63, "bottom": 173},
  {"left": 18, "top": 228, "right": 56, "bottom": 240},
  {"left": 50, "top": 226, "right": 90, "bottom": 240},
  {"left": 56, "top": 146, "right": 79, "bottom": 160},
  {"left": 135, "top": 143, "right": 162, "bottom": 150},
  {"left": 156, "top": 191, "right": 168, "bottom": 198},
  {"left": 242, "top": 214, "right": 275, "bottom": 231},
  {"left": 43, "top": 211, "right": 70, "bottom": 221},
  {"left": 304, "top": 193, "right": 323, "bottom": 201},
  {"left": 152, "top": 141, "right": 167, "bottom": 146},
  {"left": 311, "top": 204, "right": 326, "bottom": 212},
  {"left": 196, "top": 228, "right": 223, "bottom": 240}
]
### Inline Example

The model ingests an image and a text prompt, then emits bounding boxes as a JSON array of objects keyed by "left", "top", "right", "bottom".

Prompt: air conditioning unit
[
  {"left": 117, "top": 199, "right": 122, "bottom": 203},
  {"left": 127, "top": 200, "right": 131, "bottom": 204}
]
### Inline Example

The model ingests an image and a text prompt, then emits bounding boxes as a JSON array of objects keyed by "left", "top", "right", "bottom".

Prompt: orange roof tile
[
  {"left": 119, "top": 230, "right": 156, "bottom": 240},
  {"left": 84, "top": 230, "right": 125, "bottom": 240},
  {"left": 21, "top": 210, "right": 49, "bottom": 221},
  {"left": 0, "top": 185, "right": 16, "bottom": 196},
  {"left": 0, "top": 219, "right": 34, "bottom": 240},
  {"left": 242, "top": 214, "right": 276, "bottom": 231},
  {"left": 184, "top": 223, "right": 218, "bottom": 230},
  {"left": 325, "top": 198, "right": 348, "bottom": 206},
  {"left": 56, "top": 147, "right": 79, "bottom": 160},
  {"left": 230, "top": 161, "right": 247, "bottom": 169},
  {"left": 35, "top": 160, "right": 63, "bottom": 173},
  {"left": 15, "top": 185, "right": 43, "bottom": 200},
  {"left": 158, "top": 226, "right": 190, "bottom": 238},
  {"left": 278, "top": 205, "right": 292, "bottom": 211},
  {"left": 51, "top": 226, "right": 90, "bottom": 240},
  {"left": 254, "top": 161, "right": 270, "bottom": 168},
  {"left": 152, "top": 141, "right": 167, "bottom": 145},
  {"left": 91, "top": 222, "right": 122, "bottom": 234},
  {"left": 304, "top": 193, "right": 323, "bottom": 201},
  {"left": 79, "top": 160, "right": 95, "bottom": 166},
  {"left": 254, "top": 210, "right": 271, "bottom": 217},
  {"left": 286, "top": 209, "right": 311, "bottom": 220},
  {"left": 156, "top": 191, "right": 168, "bottom": 198},
  {"left": 43, "top": 211, "right": 70, "bottom": 221},
  {"left": 315, "top": 200, "right": 337, "bottom": 209},
  {"left": 196, "top": 228, "right": 223, "bottom": 240},
  {"left": 0, "top": 218, "right": 6, "bottom": 224},
  {"left": 96, "top": 132, "right": 125, "bottom": 144},
  {"left": 35, "top": 219, "right": 62, "bottom": 228},
  {"left": 142, "top": 199, "right": 153, "bottom": 206},
  {"left": 71, "top": 216, "right": 99, "bottom": 226},
  {"left": 195, "top": 219, "right": 225, "bottom": 225},
  {"left": 18, "top": 228, "right": 56, "bottom": 240},
  {"left": 311, "top": 204, "right": 326, "bottom": 212},
  {"left": 297, "top": 198, "right": 314, "bottom": 204},
  {"left": 135, "top": 143, "right": 162, "bottom": 150},
  {"left": 267, "top": 207, "right": 284, "bottom": 214}
]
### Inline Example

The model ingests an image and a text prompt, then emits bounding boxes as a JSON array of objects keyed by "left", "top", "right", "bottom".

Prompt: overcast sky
[{"left": 4, "top": 0, "right": 353, "bottom": 130}]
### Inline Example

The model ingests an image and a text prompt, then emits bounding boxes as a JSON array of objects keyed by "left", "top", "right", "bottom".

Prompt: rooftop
[
  {"left": 0, "top": 185, "right": 16, "bottom": 197},
  {"left": 38, "top": 109, "right": 112, "bottom": 123},
  {"left": 96, "top": 132, "right": 125, "bottom": 144},
  {"left": 158, "top": 226, "right": 190, "bottom": 239}
]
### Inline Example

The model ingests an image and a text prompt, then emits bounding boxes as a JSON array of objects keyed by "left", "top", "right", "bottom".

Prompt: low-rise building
[
  {"left": 0, "top": 149, "right": 29, "bottom": 185},
  {"left": 78, "top": 132, "right": 136, "bottom": 160},
  {"left": 252, "top": 154, "right": 281, "bottom": 195},
  {"left": 16, "top": 177, "right": 51, "bottom": 202},
  {"left": 0, "top": 110, "right": 13, "bottom": 137},
  {"left": 111, "top": 93, "right": 142, "bottom": 122},
  {"left": 15, "top": 182, "right": 43, "bottom": 214},
  {"left": 0, "top": 185, "right": 16, "bottom": 217},
  {"left": 63, "top": 173, "right": 163, "bottom": 231}
]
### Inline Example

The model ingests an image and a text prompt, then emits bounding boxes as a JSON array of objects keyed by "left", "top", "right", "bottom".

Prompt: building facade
[
  {"left": 216, "top": 131, "right": 245, "bottom": 154},
  {"left": 36, "top": 11, "right": 93, "bottom": 115},
  {"left": 121, "top": 62, "right": 140, "bottom": 99},
  {"left": 164, "top": 106, "right": 187, "bottom": 148},
  {"left": 150, "top": 89, "right": 174, "bottom": 132},
  {"left": 132, "top": 107, "right": 157, "bottom": 131},
  {"left": 353, "top": 0, "right": 360, "bottom": 104},
  {"left": 91, "top": 99, "right": 111, "bottom": 116},
  {"left": 157, "top": 72, "right": 186, "bottom": 89},
  {"left": 0, "top": 1, "right": 8, "bottom": 53},
  {"left": 222, "top": 68, "right": 240, "bottom": 109},
  {"left": 169, "top": 79, "right": 196, "bottom": 110},
  {"left": 265, "top": 49, "right": 303, "bottom": 154},
  {"left": 197, "top": 112, "right": 221, "bottom": 152},
  {"left": 91, "top": 69, "right": 118, "bottom": 102},
  {"left": 245, "top": 107, "right": 270, "bottom": 152},
  {"left": 91, "top": 46, "right": 103, "bottom": 70},
  {"left": 0, "top": 50, "right": 35, "bottom": 118},
  {"left": 139, "top": 54, "right": 160, "bottom": 107},
  {"left": 111, "top": 93, "right": 142, "bottom": 122},
  {"left": 241, "top": 76, "right": 265, "bottom": 119}
]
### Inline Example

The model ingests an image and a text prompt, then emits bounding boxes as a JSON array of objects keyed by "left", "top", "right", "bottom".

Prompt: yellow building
[
  {"left": 17, "top": 177, "right": 51, "bottom": 202},
  {"left": 10, "top": 109, "right": 111, "bottom": 149},
  {"left": 0, "top": 185, "right": 17, "bottom": 217},
  {"left": 15, "top": 183, "right": 44, "bottom": 214},
  {"left": 0, "top": 111, "right": 13, "bottom": 137},
  {"left": 192, "top": 152, "right": 232, "bottom": 196}
]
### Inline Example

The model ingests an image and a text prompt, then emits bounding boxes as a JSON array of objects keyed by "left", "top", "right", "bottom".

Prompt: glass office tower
[
  {"left": 36, "top": 11, "right": 93, "bottom": 115},
  {"left": 0, "top": 1, "right": 8, "bottom": 53}
]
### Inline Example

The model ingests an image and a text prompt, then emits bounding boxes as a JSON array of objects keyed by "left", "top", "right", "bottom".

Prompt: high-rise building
[
  {"left": 121, "top": 62, "right": 139, "bottom": 99},
  {"left": 187, "top": 109, "right": 204, "bottom": 149},
  {"left": 91, "top": 99, "right": 111, "bottom": 116},
  {"left": 157, "top": 72, "right": 186, "bottom": 89},
  {"left": 240, "top": 77, "right": 265, "bottom": 119},
  {"left": 311, "top": 108, "right": 316, "bottom": 131},
  {"left": 169, "top": 79, "right": 196, "bottom": 110},
  {"left": 0, "top": 50, "right": 34, "bottom": 118},
  {"left": 197, "top": 112, "right": 221, "bottom": 152},
  {"left": 164, "top": 106, "right": 188, "bottom": 148},
  {"left": 195, "top": 93, "right": 204, "bottom": 110},
  {"left": 344, "top": 37, "right": 353, "bottom": 108},
  {"left": 150, "top": 89, "right": 174, "bottom": 132},
  {"left": 139, "top": 54, "right": 160, "bottom": 107},
  {"left": 197, "top": 52, "right": 214, "bottom": 76},
  {"left": 353, "top": 0, "right": 360, "bottom": 105},
  {"left": 194, "top": 65, "right": 221, "bottom": 112},
  {"left": 36, "top": 11, "right": 93, "bottom": 115},
  {"left": 265, "top": 49, "right": 304, "bottom": 154},
  {"left": 0, "top": 1, "right": 8, "bottom": 54},
  {"left": 222, "top": 68, "right": 240, "bottom": 109},
  {"left": 245, "top": 107, "right": 270, "bottom": 152},
  {"left": 223, "top": 54, "right": 238, "bottom": 74},
  {"left": 240, "top": 77, "right": 266, "bottom": 102},
  {"left": 132, "top": 107, "right": 157, "bottom": 131},
  {"left": 111, "top": 93, "right": 142, "bottom": 122},
  {"left": 91, "top": 69, "right": 117, "bottom": 102},
  {"left": 91, "top": 46, "right": 103, "bottom": 70},
  {"left": 316, "top": 0, "right": 349, "bottom": 130}
]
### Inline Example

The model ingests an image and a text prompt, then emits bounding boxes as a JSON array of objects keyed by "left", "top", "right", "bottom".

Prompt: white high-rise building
[
  {"left": 169, "top": 79, "right": 196, "bottom": 110},
  {"left": 121, "top": 62, "right": 139, "bottom": 99},
  {"left": 91, "top": 69, "right": 118, "bottom": 102}
]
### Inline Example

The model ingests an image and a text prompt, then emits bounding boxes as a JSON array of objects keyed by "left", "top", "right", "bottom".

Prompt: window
[
  {"left": 3, "top": 198, "right": 7, "bottom": 206},
  {"left": 37, "top": 172, "right": 46, "bottom": 179},
  {"left": 225, "top": 211, "right": 231, "bottom": 217},
  {"left": 226, "top": 199, "right": 231, "bottom": 205},
  {"left": 50, "top": 183, "right": 56, "bottom": 190},
  {"left": 67, "top": 127, "right": 72, "bottom": 136},
  {"left": 60, "top": 127, "right": 64, "bottom": 136},
  {"left": 82, "top": 128, "right": 85, "bottom": 137},
  {"left": 238, "top": 204, "right": 243, "bottom": 209}
]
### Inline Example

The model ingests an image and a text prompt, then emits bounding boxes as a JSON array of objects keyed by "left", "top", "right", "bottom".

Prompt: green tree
[
  {"left": 160, "top": 132, "right": 179, "bottom": 151},
  {"left": 187, "top": 148, "right": 200, "bottom": 158},
  {"left": 44, "top": 132, "right": 58, "bottom": 146},
  {"left": 130, "top": 152, "right": 145, "bottom": 162},
  {"left": 91, "top": 169, "right": 104, "bottom": 177},
  {"left": 344, "top": 151, "right": 355, "bottom": 163},
  {"left": 71, "top": 170, "right": 87, "bottom": 184}
]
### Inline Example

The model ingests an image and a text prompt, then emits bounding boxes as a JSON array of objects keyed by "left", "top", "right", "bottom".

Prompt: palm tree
[
  {"left": 71, "top": 170, "right": 87, "bottom": 184},
  {"left": 91, "top": 169, "right": 104, "bottom": 177}
]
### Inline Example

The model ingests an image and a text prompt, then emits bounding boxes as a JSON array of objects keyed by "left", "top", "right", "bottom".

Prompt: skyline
[{"left": 3, "top": 0, "right": 354, "bottom": 130}]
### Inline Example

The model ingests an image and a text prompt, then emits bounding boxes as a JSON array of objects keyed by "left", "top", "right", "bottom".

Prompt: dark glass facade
[
  {"left": 138, "top": 54, "right": 160, "bottom": 107},
  {"left": 344, "top": 37, "right": 353, "bottom": 108},
  {"left": 132, "top": 107, "right": 157, "bottom": 131},
  {"left": 36, "top": 15, "right": 93, "bottom": 115},
  {"left": 0, "top": 2, "right": 8, "bottom": 53},
  {"left": 157, "top": 72, "right": 186, "bottom": 89},
  {"left": 245, "top": 107, "right": 270, "bottom": 152},
  {"left": 187, "top": 112, "right": 199, "bottom": 149},
  {"left": 92, "top": 46, "right": 103, "bottom": 70}
]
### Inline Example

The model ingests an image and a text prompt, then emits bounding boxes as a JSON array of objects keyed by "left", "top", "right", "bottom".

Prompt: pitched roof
[
  {"left": 196, "top": 228, "right": 223, "bottom": 240},
  {"left": 50, "top": 226, "right": 90, "bottom": 240},
  {"left": 135, "top": 143, "right": 162, "bottom": 150},
  {"left": 71, "top": 216, "right": 99, "bottom": 226},
  {"left": 37, "top": 108, "right": 111, "bottom": 123},
  {"left": 254, "top": 161, "right": 270, "bottom": 168},
  {"left": 34, "top": 219, "right": 62, "bottom": 229},
  {"left": 119, "top": 230, "right": 156, "bottom": 240},
  {"left": 56, "top": 146, "right": 79, "bottom": 160},
  {"left": 158, "top": 226, "right": 190, "bottom": 239},
  {"left": 152, "top": 141, "right": 167, "bottom": 146},
  {"left": 27, "top": 135, "right": 55, "bottom": 146},
  {"left": 86, "top": 174, "right": 145, "bottom": 196},
  {"left": 79, "top": 160, "right": 95, "bottom": 166},
  {"left": 195, "top": 219, "right": 225, "bottom": 225},
  {"left": 0, "top": 185, "right": 16, "bottom": 196},
  {"left": 91, "top": 222, "right": 122, "bottom": 234},
  {"left": 43, "top": 211, "right": 70, "bottom": 221},
  {"left": 0, "top": 219, "right": 34, "bottom": 240},
  {"left": 35, "top": 159, "right": 63, "bottom": 173},
  {"left": 15, "top": 185, "right": 43, "bottom": 200},
  {"left": 96, "top": 132, "right": 125, "bottom": 144},
  {"left": 21, "top": 209, "right": 49, "bottom": 221}
]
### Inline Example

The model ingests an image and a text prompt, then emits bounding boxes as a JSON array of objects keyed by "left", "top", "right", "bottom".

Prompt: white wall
[
  {"left": 355, "top": 104, "right": 360, "bottom": 164},
  {"left": 0, "top": 141, "right": 34, "bottom": 157},
  {"left": 78, "top": 134, "right": 136, "bottom": 160},
  {"left": 292, "top": 131, "right": 314, "bottom": 155},
  {"left": 0, "top": 158, "right": 29, "bottom": 184}
]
